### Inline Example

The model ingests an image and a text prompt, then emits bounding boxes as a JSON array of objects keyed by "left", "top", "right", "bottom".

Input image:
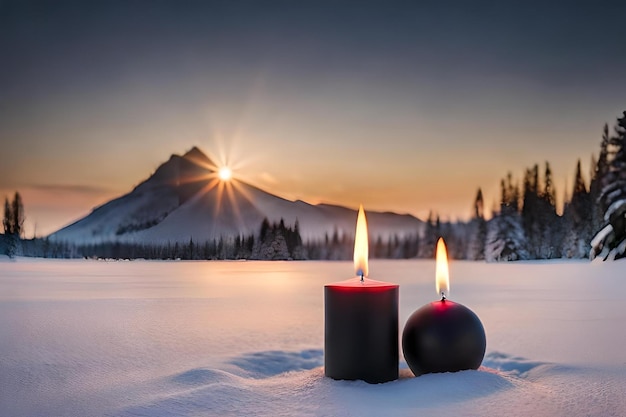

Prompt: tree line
[
  {"left": 480, "top": 111, "right": 626, "bottom": 261},
  {"left": 3, "top": 111, "right": 625, "bottom": 261},
  {"left": 3, "top": 218, "right": 308, "bottom": 261}
]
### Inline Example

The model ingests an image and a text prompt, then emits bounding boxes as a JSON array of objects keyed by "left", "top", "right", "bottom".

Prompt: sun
[{"left": 218, "top": 166, "right": 232, "bottom": 181}]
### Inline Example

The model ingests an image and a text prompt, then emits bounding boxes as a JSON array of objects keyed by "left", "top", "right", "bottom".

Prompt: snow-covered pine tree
[
  {"left": 591, "top": 111, "right": 626, "bottom": 260},
  {"left": 252, "top": 218, "right": 297, "bottom": 260},
  {"left": 266, "top": 231, "right": 290, "bottom": 260},
  {"left": 485, "top": 174, "right": 529, "bottom": 262}
]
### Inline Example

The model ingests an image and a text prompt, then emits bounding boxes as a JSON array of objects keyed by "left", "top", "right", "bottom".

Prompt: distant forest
[{"left": 3, "top": 112, "right": 626, "bottom": 262}]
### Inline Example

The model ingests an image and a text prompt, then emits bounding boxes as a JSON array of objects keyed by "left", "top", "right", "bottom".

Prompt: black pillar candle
[
  {"left": 324, "top": 204, "right": 399, "bottom": 384},
  {"left": 325, "top": 278, "right": 399, "bottom": 383}
]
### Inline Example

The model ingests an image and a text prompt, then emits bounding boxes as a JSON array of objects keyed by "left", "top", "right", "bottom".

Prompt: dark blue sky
[{"left": 1, "top": 1, "right": 625, "bottom": 235}]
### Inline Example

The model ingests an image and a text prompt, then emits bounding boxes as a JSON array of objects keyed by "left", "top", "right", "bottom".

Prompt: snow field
[{"left": 1, "top": 259, "right": 625, "bottom": 416}]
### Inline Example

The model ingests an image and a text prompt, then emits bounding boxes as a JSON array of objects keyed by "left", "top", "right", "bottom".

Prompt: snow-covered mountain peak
[
  {"left": 182, "top": 146, "right": 214, "bottom": 167},
  {"left": 141, "top": 147, "right": 214, "bottom": 189},
  {"left": 50, "top": 147, "right": 424, "bottom": 244}
]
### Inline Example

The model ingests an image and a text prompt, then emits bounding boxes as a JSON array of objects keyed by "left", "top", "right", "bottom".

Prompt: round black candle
[
  {"left": 402, "top": 237, "right": 486, "bottom": 377},
  {"left": 402, "top": 298, "right": 485, "bottom": 376},
  {"left": 324, "top": 204, "right": 399, "bottom": 384}
]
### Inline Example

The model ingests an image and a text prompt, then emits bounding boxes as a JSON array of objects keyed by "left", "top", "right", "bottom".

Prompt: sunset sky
[{"left": 1, "top": 1, "right": 626, "bottom": 237}]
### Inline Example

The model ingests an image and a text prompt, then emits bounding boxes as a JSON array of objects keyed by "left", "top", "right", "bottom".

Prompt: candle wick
[
  {"left": 441, "top": 291, "right": 446, "bottom": 302},
  {"left": 360, "top": 273, "right": 364, "bottom": 283}
]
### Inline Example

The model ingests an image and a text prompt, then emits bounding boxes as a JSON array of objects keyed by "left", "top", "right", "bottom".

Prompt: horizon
[{"left": 2, "top": 1, "right": 626, "bottom": 237}]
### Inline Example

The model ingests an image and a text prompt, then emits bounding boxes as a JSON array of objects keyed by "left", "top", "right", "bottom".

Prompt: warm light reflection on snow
[
  {"left": 436, "top": 237, "right": 450, "bottom": 299},
  {"left": 353, "top": 204, "right": 369, "bottom": 279}
]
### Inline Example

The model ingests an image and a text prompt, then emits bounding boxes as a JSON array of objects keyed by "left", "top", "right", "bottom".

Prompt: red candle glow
[{"left": 324, "top": 205, "right": 399, "bottom": 383}]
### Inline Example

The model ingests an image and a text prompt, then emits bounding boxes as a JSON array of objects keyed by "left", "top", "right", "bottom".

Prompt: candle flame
[
  {"left": 353, "top": 204, "right": 369, "bottom": 279},
  {"left": 435, "top": 237, "right": 449, "bottom": 299}
]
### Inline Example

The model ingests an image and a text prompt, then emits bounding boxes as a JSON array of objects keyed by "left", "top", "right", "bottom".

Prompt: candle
[
  {"left": 402, "top": 238, "right": 486, "bottom": 376},
  {"left": 324, "top": 205, "right": 399, "bottom": 383}
]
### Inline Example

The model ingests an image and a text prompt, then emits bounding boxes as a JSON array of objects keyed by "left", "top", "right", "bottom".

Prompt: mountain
[{"left": 49, "top": 147, "right": 424, "bottom": 244}]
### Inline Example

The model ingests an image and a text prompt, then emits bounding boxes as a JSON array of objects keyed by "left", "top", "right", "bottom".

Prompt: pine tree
[
  {"left": 474, "top": 188, "right": 484, "bottom": 220},
  {"left": 590, "top": 124, "right": 611, "bottom": 232},
  {"left": 294, "top": 218, "right": 302, "bottom": 246},
  {"left": 3, "top": 197, "right": 12, "bottom": 235},
  {"left": 188, "top": 237, "right": 195, "bottom": 260},
  {"left": 591, "top": 111, "right": 626, "bottom": 260},
  {"left": 522, "top": 165, "right": 541, "bottom": 258},
  {"left": 11, "top": 192, "right": 25, "bottom": 238},
  {"left": 3, "top": 193, "right": 24, "bottom": 257},
  {"left": 543, "top": 162, "right": 556, "bottom": 208},
  {"left": 289, "top": 218, "right": 306, "bottom": 259},
  {"left": 417, "top": 211, "right": 438, "bottom": 258},
  {"left": 539, "top": 162, "right": 560, "bottom": 258},
  {"left": 573, "top": 159, "right": 586, "bottom": 195},
  {"left": 562, "top": 160, "right": 592, "bottom": 258},
  {"left": 466, "top": 188, "right": 486, "bottom": 260},
  {"left": 521, "top": 163, "right": 560, "bottom": 258},
  {"left": 374, "top": 235, "right": 384, "bottom": 258},
  {"left": 259, "top": 218, "right": 270, "bottom": 241}
]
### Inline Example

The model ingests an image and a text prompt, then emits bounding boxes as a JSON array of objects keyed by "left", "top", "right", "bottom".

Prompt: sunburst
[
  {"left": 173, "top": 148, "right": 263, "bottom": 235},
  {"left": 218, "top": 167, "right": 232, "bottom": 181}
]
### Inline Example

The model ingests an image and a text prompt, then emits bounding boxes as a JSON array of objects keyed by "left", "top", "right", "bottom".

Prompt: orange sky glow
[{"left": 2, "top": 2, "right": 625, "bottom": 237}]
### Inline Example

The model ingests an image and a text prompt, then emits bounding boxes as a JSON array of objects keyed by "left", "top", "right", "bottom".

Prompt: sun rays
[{"left": 171, "top": 148, "right": 262, "bottom": 234}]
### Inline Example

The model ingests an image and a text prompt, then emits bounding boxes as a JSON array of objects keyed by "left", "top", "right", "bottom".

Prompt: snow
[
  {"left": 605, "top": 198, "right": 626, "bottom": 221},
  {"left": 1, "top": 259, "right": 626, "bottom": 416},
  {"left": 590, "top": 223, "right": 613, "bottom": 258}
]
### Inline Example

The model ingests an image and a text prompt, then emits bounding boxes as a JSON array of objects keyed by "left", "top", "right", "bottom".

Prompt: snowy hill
[{"left": 49, "top": 147, "right": 424, "bottom": 244}]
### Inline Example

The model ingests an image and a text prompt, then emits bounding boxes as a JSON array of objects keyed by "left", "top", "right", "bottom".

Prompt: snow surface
[{"left": 1, "top": 259, "right": 626, "bottom": 416}]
